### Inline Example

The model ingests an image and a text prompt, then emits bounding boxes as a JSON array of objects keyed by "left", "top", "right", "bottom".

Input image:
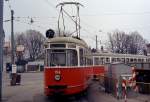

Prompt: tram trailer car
[
  {"left": 91, "top": 52, "right": 150, "bottom": 64},
  {"left": 44, "top": 36, "right": 94, "bottom": 96}
]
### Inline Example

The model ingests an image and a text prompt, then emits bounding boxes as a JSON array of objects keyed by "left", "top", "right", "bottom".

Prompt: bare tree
[
  {"left": 128, "top": 31, "right": 147, "bottom": 54},
  {"left": 107, "top": 30, "right": 128, "bottom": 53},
  {"left": 107, "top": 33, "right": 115, "bottom": 52},
  {"left": 15, "top": 32, "right": 26, "bottom": 45},
  {"left": 26, "top": 30, "right": 45, "bottom": 60},
  {"left": 15, "top": 30, "right": 46, "bottom": 60},
  {"left": 107, "top": 30, "right": 147, "bottom": 54}
]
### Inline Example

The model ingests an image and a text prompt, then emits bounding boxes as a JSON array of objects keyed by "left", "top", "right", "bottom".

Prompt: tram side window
[
  {"left": 86, "top": 58, "right": 92, "bottom": 65},
  {"left": 126, "top": 58, "right": 129, "bottom": 63},
  {"left": 51, "top": 52, "right": 66, "bottom": 66},
  {"left": 94, "top": 57, "right": 99, "bottom": 65},
  {"left": 106, "top": 58, "right": 110, "bottom": 63},
  {"left": 141, "top": 59, "right": 144, "bottom": 62},
  {"left": 44, "top": 50, "right": 47, "bottom": 66},
  {"left": 130, "top": 58, "right": 134, "bottom": 62},
  {"left": 121, "top": 58, "right": 125, "bottom": 63},
  {"left": 146, "top": 59, "right": 148, "bottom": 62},
  {"left": 134, "top": 59, "right": 137, "bottom": 62},
  {"left": 138, "top": 59, "right": 141, "bottom": 62},
  {"left": 47, "top": 49, "right": 66, "bottom": 66},
  {"left": 66, "top": 50, "right": 78, "bottom": 66},
  {"left": 112, "top": 58, "right": 117, "bottom": 63},
  {"left": 100, "top": 57, "right": 104, "bottom": 64},
  {"left": 112, "top": 58, "right": 115, "bottom": 63},
  {"left": 148, "top": 58, "right": 150, "bottom": 62},
  {"left": 117, "top": 58, "right": 121, "bottom": 62},
  {"left": 47, "top": 50, "right": 51, "bottom": 66},
  {"left": 79, "top": 48, "right": 84, "bottom": 66}
]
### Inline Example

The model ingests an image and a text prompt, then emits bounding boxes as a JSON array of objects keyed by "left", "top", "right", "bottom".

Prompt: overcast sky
[{"left": 3, "top": 0, "right": 150, "bottom": 48}]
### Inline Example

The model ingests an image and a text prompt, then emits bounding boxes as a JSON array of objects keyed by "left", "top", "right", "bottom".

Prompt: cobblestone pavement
[{"left": 2, "top": 72, "right": 150, "bottom": 102}]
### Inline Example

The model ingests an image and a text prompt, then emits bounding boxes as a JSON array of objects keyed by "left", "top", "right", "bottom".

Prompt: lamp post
[{"left": 99, "top": 30, "right": 104, "bottom": 52}]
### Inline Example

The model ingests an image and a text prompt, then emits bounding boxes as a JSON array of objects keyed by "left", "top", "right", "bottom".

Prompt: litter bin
[
  {"left": 40, "top": 65, "right": 44, "bottom": 71},
  {"left": 10, "top": 73, "right": 21, "bottom": 86},
  {"left": 11, "top": 73, "right": 17, "bottom": 86},
  {"left": 16, "top": 74, "right": 21, "bottom": 85}
]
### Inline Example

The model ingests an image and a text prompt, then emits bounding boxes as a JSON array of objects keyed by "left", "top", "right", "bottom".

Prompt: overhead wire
[
  {"left": 14, "top": 16, "right": 57, "bottom": 19},
  {"left": 14, "top": 19, "right": 46, "bottom": 29},
  {"left": 4, "top": 0, "right": 101, "bottom": 42},
  {"left": 80, "top": 12, "right": 150, "bottom": 16},
  {"left": 3, "top": 19, "right": 11, "bottom": 22},
  {"left": 43, "top": 0, "right": 59, "bottom": 13}
]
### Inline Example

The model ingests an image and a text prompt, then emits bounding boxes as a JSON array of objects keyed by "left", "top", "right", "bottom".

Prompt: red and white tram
[
  {"left": 44, "top": 36, "right": 94, "bottom": 96},
  {"left": 43, "top": 2, "right": 105, "bottom": 96}
]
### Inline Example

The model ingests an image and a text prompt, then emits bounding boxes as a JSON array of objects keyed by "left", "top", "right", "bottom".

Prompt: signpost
[{"left": 12, "top": 64, "right": 17, "bottom": 74}]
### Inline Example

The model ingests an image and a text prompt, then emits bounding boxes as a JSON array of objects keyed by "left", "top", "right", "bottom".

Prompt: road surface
[{"left": 2, "top": 72, "right": 150, "bottom": 102}]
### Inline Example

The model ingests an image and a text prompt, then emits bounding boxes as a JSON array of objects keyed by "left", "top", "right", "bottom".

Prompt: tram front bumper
[{"left": 48, "top": 85, "right": 67, "bottom": 89}]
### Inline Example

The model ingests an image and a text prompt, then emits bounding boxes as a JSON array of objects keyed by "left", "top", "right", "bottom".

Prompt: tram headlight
[{"left": 55, "top": 74, "right": 61, "bottom": 81}]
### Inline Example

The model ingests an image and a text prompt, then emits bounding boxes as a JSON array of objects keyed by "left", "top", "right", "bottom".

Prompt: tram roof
[
  {"left": 91, "top": 52, "right": 149, "bottom": 58},
  {"left": 46, "top": 36, "right": 88, "bottom": 47}
]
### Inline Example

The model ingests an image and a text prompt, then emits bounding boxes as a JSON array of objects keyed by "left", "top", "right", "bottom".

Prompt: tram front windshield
[{"left": 47, "top": 49, "right": 78, "bottom": 66}]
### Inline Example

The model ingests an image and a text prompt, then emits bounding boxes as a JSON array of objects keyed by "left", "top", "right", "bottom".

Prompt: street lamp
[{"left": 99, "top": 30, "right": 104, "bottom": 52}]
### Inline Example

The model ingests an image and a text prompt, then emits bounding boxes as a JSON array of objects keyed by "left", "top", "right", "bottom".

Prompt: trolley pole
[
  {"left": 0, "top": 0, "right": 4, "bottom": 101},
  {"left": 11, "top": 10, "right": 15, "bottom": 64}
]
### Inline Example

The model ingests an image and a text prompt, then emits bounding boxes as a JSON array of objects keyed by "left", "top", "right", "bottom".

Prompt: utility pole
[
  {"left": 11, "top": 10, "right": 15, "bottom": 64},
  {"left": 0, "top": 0, "right": 4, "bottom": 101},
  {"left": 96, "top": 35, "right": 98, "bottom": 51}
]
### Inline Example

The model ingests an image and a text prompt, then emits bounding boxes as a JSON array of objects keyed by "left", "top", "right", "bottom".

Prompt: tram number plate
[{"left": 55, "top": 70, "right": 61, "bottom": 74}]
